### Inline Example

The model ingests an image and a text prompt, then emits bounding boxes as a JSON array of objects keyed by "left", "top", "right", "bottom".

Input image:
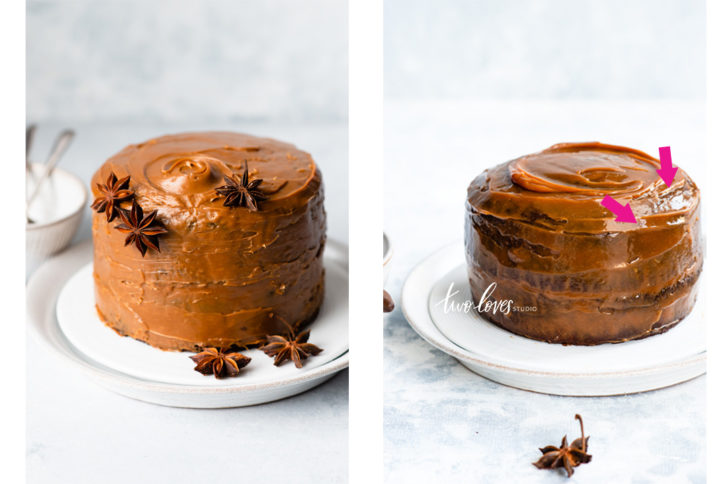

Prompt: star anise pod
[
  {"left": 533, "top": 414, "right": 592, "bottom": 478},
  {"left": 114, "top": 200, "right": 167, "bottom": 256},
  {"left": 260, "top": 330, "right": 323, "bottom": 368},
  {"left": 215, "top": 162, "right": 266, "bottom": 210},
  {"left": 91, "top": 172, "right": 134, "bottom": 222},
  {"left": 190, "top": 347, "right": 251, "bottom": 379}
]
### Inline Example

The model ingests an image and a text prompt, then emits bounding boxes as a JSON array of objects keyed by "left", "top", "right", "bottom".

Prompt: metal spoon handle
[
  {"left": 26, "top": 129, "right": 75, "bottom": 208},
  {"left": 26, "top": 124, "right": 37, "bottom": 180},
  {"left": 26, "top": 124, "right": 36, "bottom": 160}
]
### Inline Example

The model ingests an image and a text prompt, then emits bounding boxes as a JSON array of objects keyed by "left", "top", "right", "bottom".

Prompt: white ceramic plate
[
  {"left": 402, "top": 241, "right": 706, "bottom": 396},
  {"left": 27, "top": 240, "right": 349, "bottom": 408}
]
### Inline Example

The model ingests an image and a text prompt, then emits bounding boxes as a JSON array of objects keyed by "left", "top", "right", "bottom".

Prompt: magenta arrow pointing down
[
  {"left": 657, "top": 146, "right": 678, "bottom": 187},
  {"left": 600, "top": 195, "right": 637, "bottom": 224}
]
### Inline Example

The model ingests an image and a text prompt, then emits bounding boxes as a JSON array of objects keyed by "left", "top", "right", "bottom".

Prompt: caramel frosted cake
[
  {"left": 465, "top": 142, "right": 702, "bottom": 345},
  {"left": 90, "top": 132, "right": 326, "bottom": 351}
]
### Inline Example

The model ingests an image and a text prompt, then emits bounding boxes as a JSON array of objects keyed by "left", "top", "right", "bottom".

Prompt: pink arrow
[
  {"left": 600, "top": 195, "right": 637, "bottom": 223},
  {"left": 657, "top": 146, "right": 678, "bottom": 187}
]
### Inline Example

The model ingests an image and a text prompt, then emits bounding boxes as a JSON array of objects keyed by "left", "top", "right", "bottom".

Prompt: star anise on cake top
[
  {"left": 190, "top": 347, "right": 251, "bottom": 379},
  {"left": 260, "top": 329, "right": 323, "bottom": 369},
  {"left": 215, "top": 161, "right": 266, "bottom": 211},
  {"left": 533, "top": 414, "right": 592, "bottom": 478},
  {"left": 114, "top": 200, "right": 167, "bottom": 256},
  {"left": 91, "top": 172, "right": 134, "bottom": 222}
]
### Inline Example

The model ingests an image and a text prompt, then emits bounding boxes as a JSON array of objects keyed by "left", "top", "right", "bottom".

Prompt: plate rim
[
  {"left": 27, "top": 239, "right": 349, "bottom": 396},
  {"left": 401, "top": 240, "right": 706, "bottom": 380}
]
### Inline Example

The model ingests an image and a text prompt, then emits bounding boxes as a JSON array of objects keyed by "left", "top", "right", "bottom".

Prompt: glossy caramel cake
[
  {"left": 91, "top": 132, "right": 326, "bottom": 351},
  {"left": 465, "top": 142, "right": 702, "bottom": 345}
]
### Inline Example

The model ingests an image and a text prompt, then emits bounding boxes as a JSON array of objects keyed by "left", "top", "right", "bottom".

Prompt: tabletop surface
[
  {"left": 383, "top": 98, "right": 707, "bottom": 483},
  {"left": 26, "top": 121, "right": 349, "bottom": 484}
]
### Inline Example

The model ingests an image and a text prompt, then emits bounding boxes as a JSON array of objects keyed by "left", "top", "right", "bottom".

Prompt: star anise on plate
[
  {"left": 215, "top": 161, "right": 266, "bottom": 210},
  {"left": 91, "top": 172, "right": 134, "bottom": 222},
  {"left": 190, "top": 347, "right": 251, "bottom": 379},
  {"left": 260, "top": 330, "right": 323, "bottom": 368},
  {"left": 533, "top": 414, "right": 592, "bottom": 478},
  {"left": 114, "top": 200, "right": 167, "bottom": 256}
]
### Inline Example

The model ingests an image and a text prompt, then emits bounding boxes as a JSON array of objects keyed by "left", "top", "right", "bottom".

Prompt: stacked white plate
[
  {"left": 27, "top": 240, "right": 349, "bottom": 408},
  {"left": 401, "top": 242, "right": 706, "bottom": 396}
]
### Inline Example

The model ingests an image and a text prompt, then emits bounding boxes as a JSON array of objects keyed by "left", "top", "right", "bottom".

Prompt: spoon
[
  {"left": 26, "top": 124, "right": 37, "bottom": 180},
  {"left": 26, "top": 129, "right": 76, "bottom": 224}
]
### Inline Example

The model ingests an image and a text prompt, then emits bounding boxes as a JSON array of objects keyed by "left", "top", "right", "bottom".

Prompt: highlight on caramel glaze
[
  {"left": 465, "top": 142, "right": 702, "bottom": 345},
  {"left": 157, "top": 154, "right": 223, "bottom": 195}
]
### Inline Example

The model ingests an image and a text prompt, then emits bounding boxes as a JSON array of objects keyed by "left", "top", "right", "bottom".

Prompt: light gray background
[
  {"left": 28, "top": 0, "right": 347, "bottom": 123},
  {"left": 26, "top": 1, "right": 348, "bottom": 483},
  {"left": 386, "top": 0, "right": 705, "bottom": 101},
  {"left": 384, "top": 1, "right": 706, "bottom": 483}
]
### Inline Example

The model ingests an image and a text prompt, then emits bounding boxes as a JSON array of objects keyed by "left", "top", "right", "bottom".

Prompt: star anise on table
[
  {"left": 190, "top": 347, "right": 251, "bottom": 379},
  {"left": 91, "top": 172, "right": 134, "bottom": 222},
  {"left": 533, "top": 414, "right": 592, "bottom": 478},
  {"left": 114, "top": 200, "right": 167, "bottom": 256},
  {"left": 215, "top": 161, "right": 266, "bottom": 210},
  {"left": 260, "top": 330, "right": 323, "bottom": 368}
]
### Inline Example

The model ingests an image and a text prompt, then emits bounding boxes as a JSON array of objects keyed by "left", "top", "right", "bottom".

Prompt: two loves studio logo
[{"left": 435, "top": 281, "right": 537, "bottom": 315}]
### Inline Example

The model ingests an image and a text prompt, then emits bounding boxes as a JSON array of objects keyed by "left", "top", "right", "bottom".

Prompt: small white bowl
[
  {"left": 26, "top": 163, "right": 87, "bottom": 259},
  {"left": 383, "top": 232, "right": 393, "bottom": 283}
]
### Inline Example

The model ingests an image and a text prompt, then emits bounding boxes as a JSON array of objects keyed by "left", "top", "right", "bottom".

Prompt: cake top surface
[
  {"left": 92, "top": 131, "right": 318, "bottom": 211},
  {"left": 468, "top": 142, "right": 699, "bottom": 233}
]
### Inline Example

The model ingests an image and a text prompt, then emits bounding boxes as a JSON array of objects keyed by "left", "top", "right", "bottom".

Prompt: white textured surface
[
  {"left": 26, "top": 121, "right": 348, "bottom": 483},
  {"left": 384, "top": 99, "right": 706, "bottom": 483},
  {"left": 385, "top": 0, "right": 705, "bottom": 100},
  {"left": 27, "top": 0, "right": 347, "bottom": 123}
]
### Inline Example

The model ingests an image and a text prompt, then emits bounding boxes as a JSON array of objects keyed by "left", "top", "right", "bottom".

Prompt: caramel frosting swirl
[
  {"left": 91, "top": 132, "right": 326, "bottom": 351},
  {"left": 465, "top": 142, "right": 702, "bottom": 345},
  {"left": 100, "top": 132, "right": 315, "bottom": 226},
  {"left": 469, "top": 142, "right": 698, "bottom": 233}
]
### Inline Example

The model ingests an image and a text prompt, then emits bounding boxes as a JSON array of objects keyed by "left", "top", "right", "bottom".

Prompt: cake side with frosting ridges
[
  {"left": 465, "top": 142, "right": 702, "bottom": 345},
  {"left": 91, "top": 131, "right": 326, "bottom": 351}
]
